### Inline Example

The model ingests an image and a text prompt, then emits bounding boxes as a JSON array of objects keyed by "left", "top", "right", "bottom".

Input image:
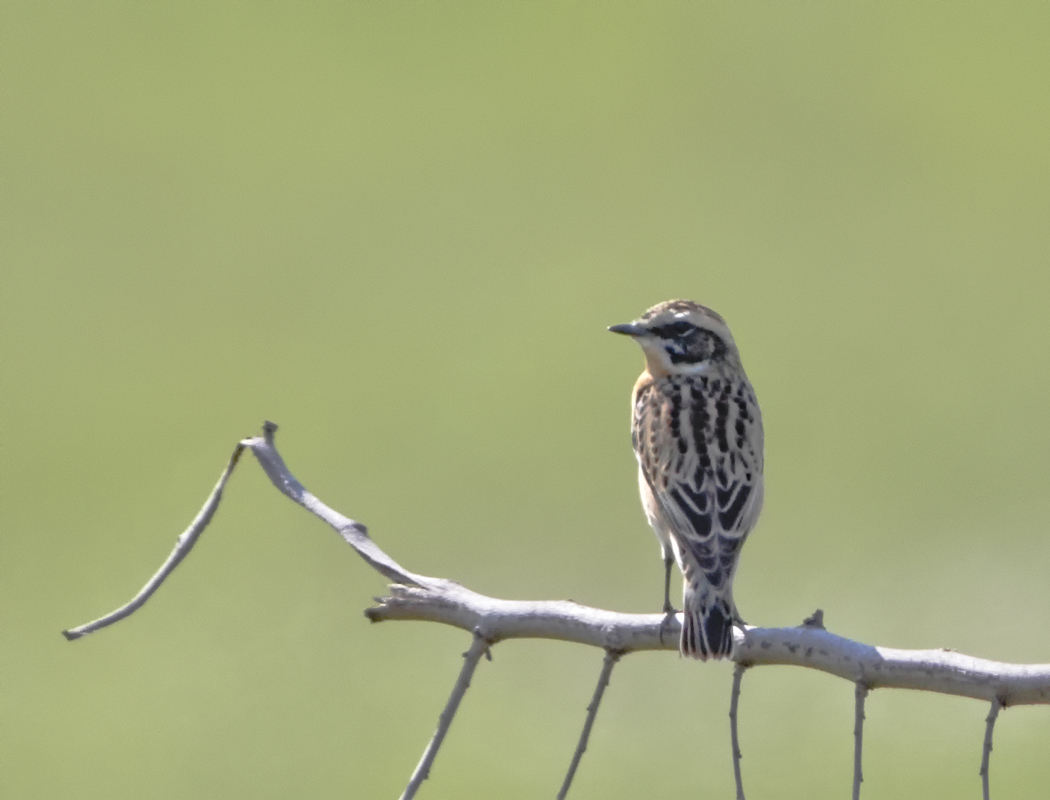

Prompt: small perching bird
[{"left": 610, "top": 300, "right": 764, "bottom": 660}]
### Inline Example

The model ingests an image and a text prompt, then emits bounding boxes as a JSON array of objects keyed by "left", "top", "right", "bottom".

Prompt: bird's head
[{"left": 609, "top": 299, "right": 739, "bottom": 378}]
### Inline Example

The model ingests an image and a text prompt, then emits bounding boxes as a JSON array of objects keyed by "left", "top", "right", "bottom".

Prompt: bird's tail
[{"left": 680, "top": 591, "right": 735, "bottom": 660}]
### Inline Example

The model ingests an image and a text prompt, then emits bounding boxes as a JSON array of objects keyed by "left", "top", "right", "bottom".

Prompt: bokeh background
[{"left": 5, "top": 4, "right": 1050, "bottom": 798}]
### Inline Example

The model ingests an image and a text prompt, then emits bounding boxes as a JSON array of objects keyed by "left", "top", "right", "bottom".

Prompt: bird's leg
[
  {"left": 662, "top": 553, "right": 676, "bottom": 615},
  {"left": 658, "top": 552, "right": 678, "bottom": 647}
]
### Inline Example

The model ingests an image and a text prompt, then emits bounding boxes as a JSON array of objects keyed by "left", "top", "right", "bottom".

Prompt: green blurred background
[{"left": 5, "top": 3, "right": 1050, "bottom": 798}]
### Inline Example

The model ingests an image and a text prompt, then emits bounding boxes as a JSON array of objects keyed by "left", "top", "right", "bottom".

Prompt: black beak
[{"left": 608, "top": 323, "right": 645, "bottom": 337}]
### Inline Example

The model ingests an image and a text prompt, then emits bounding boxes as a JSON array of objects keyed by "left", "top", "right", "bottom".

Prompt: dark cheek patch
[{"left": 665, "top": 329, "right": 728, "bottom": 365}]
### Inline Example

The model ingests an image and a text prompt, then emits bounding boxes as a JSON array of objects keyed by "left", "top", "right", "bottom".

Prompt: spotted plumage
[{"left": 611, "top": 300, "right": 764, "bottom": 660}]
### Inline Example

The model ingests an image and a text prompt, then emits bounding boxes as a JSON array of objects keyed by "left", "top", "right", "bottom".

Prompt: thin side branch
[
  {"left": 243, "top": 422, "right": 427, "bottom": 587},
  {"left": 402, "top": 630, "right": 491, "bottom": 800},
  {"left": 980, "top": 697, "right": 1003, "bottom": 800},
  {"left": 730, "top": 663, "right": 747, "bottom": 800},
  {"left": 853, "top": 682, "right": 869, "bottom": 800},
  {"left": 557, "top": 649, "right": 622, "bottom": 800},
  {"left": 62, "top": 442, "right": 247, "bottom": 640}
]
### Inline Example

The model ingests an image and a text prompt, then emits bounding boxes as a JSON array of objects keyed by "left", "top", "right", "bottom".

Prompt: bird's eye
[{"left": 653, "top": 321, "right": 694, "bottom": 338}]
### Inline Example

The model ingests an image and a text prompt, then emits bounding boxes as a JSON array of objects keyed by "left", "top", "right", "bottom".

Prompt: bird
[{"left": 610, "top": 300, "right": 764, "bottom": 660}]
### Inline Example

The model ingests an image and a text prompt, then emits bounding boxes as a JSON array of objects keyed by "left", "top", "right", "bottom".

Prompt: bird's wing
[{"left": 634, "top": 377, "right": 763, "bottom": 590}]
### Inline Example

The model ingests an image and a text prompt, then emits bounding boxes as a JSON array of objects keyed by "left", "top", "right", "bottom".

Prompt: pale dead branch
[{"left": 63, "top": 423, "right": 1050, "bottom": 798}]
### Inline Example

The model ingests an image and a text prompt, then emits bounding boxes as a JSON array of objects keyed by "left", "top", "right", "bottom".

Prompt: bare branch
[
  {"left": 369, "top": 583, "right": 671, "bottom": 652},
  {"left": 66, "top": 423, "right": 1050, "bottom": 711},
  {"left": 730, "top": 663, "right": 747, "bottom": 800},
  {"left": 980, "top": 697, "right": 1003, "bottom": 800},
  {"left": 402, "top": 630, "right": 491, "bottom": 800},
  {"left": 62, "top": 442, "right": 248, "bottom": 640},
  {"left": 63, "top": 421, "right": 428, "bottom": 640},
  {"left": 245, "top": 421, "right": 427, "bottom": 588},
  {"left": 853, "top": 682, "right": 869, "bottom": 800},
  {"left": 733, "top": 628, "right": 1050, "bottom": 707},
  {"left": 62, "top": 422, "right": 1050, "bottom": 798},
  {"left": 557, "top": 649, "right": 621, "bottom": 800},
  {"left": 371, "top": 586, "right": 1050, "bottom": 705}
]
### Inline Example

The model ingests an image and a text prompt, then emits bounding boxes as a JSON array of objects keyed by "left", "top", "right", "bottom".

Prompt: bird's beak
[{"left": 608, "top": 322, "right": 646, "bottom": 337}]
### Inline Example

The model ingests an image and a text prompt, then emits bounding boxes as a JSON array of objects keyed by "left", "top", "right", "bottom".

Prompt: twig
[
  {"left": 63, "top": 421, "right": 426, "bottom": 640},
  {"left": 371, "top": 591, "right": 1050, "bottom": 705},
  {"left": 853, "top": 682, "right": 869, "bottom": 800},
  {"left": 402, "top": 630, "right": 490, "bottom": 800},
  {"left": 731, "top": 628, "right": 1050, "bottom": 707},
  {"left": 730, "top": 663, "right": 747, "bottom": 800},
  {"left": 242, "top": 422, "right": 426, "bottom": 587},
  {"left": 62, "top": 442, "right": 247, "bottom": 640},
  {"left": 557, "top": 649, "right": 621, "bottom": 800},
  {"left": 980, "top": 697, "right": 1002, "bottom": 800}
]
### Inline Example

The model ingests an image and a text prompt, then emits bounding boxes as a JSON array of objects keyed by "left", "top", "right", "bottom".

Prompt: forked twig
[
  {"left": 402, "top": 630, "right": 491, "bottom": 800},
  {"left": 730, "top": 663, "right": 747, "bottom": 800},
  {"left": 63, "top": 421, "right": 427, "bottom": 640},
  {"left": 980, "top": 697, "right": 1002, "bottom": 800},
  {"left": 853, "top": 682, "right": 869, "bottom": 800},
  {"left": 557, "top": 649, "right": 622, "bottom": 800}
]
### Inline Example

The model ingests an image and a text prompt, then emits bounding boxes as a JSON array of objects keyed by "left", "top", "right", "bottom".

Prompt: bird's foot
[{"left": 658, "top": 606, "right": 678, "bottom": 648}]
